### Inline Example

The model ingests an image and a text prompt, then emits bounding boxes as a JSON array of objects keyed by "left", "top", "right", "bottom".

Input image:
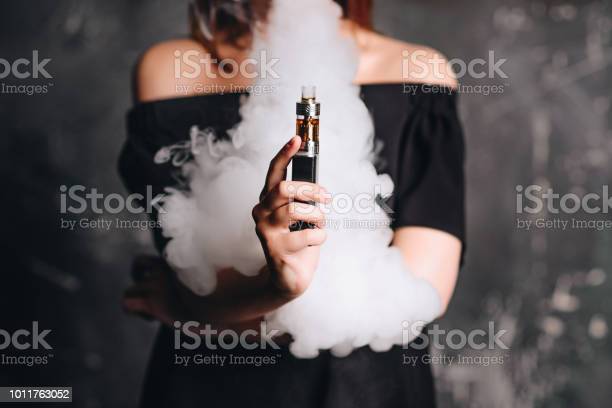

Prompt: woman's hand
[
  {"left": 122, "top": 254, "right": 188, "bottom": 326},
  {"left": 252, "top": 136, "right": 330, "bottom": 298},
  {"left": 123, "top": 255, "right": 266, "bottom": 331}
]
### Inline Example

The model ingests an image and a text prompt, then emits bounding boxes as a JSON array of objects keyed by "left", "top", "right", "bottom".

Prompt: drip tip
[{"left": 301, "top": 85, "right": 316, "bottom": 100}]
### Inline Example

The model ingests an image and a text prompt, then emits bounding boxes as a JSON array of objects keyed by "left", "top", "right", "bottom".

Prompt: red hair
[{"left": 190, "top": 0, "right": 373, "bottom": 58}]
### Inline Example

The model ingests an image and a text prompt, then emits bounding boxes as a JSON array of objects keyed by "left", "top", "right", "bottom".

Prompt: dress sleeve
[
  {"left": 392, "top": 91, "right": 466, "bottom": 252},
  {"left": 118, "top": 105, "right": 187, "bottom": 252}
]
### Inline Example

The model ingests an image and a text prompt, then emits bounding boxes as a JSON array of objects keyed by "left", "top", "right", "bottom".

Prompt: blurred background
[{"left": 0, "top": 0, "right": 610, "bottom": 407}]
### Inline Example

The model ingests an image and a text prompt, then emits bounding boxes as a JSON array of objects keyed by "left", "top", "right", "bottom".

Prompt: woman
[{"left": 120, "top": 0, "right": 464, "bottom": 406}]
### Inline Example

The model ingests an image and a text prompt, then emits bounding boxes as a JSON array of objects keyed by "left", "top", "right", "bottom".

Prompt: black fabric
[
  {"left": 359, "top": 84, "right": 465, "bottom": 243},
  {"left": 118, "top": 83, "right": 465, "bottom": 408},
  {"left": 141, "top": 327, "right": 436, "bottom": 408}
]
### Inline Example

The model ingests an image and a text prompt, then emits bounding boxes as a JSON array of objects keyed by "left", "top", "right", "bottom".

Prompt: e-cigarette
[{"left": 291, "top": 85, "right": 320, "bottom": 231}]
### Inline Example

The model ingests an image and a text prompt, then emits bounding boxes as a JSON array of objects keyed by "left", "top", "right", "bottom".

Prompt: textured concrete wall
[{"left": 0, "top": 1, "right": 610, "bottom": 407}]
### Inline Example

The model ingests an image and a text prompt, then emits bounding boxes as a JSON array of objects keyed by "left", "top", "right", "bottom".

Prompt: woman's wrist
[{"left": 262, "top": 263, "right": 304, "bottom": 302}]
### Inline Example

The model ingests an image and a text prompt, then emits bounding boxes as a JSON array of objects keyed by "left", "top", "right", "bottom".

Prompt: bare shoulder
[
  {"left": 135, "top": 38, "right": 201, "bottom": 102},
  {"left": 354, "top": 29, "right": 458, "bottom": 89}
]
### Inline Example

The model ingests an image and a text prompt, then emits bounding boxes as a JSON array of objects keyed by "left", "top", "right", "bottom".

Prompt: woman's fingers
[
  {"left": 122, "top": 286, "right": 156, "bottom": 321},
  {"left": 124, "top": 255, "right": 181, "bottom": 326},
  {"left": 260, "top": 136, "right": 301, "bottom": 200},
  {"left": 284, "top": 228, "right": 327, "bottom": 252},
  {"left": 254, "top": 200, "right": 327, "bottom": 254},
  {"left": 122, "top": 294, "right": 151, "bottom": 315}
]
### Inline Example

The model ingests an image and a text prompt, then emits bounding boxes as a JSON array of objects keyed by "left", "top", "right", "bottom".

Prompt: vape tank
[
  {"left": 293, "top": 86, "right": 320, "bottom": 184},
  {"left": 291, "top": 86, "right": 320, "bottom": 231}
]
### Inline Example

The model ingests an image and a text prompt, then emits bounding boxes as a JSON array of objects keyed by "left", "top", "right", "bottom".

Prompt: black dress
[{"left": 119, "top": 83, "right": 465, "bottom": 408}]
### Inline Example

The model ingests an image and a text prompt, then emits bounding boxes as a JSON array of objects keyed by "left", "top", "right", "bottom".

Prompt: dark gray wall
[{"left": 0, "top": 1, "right": 610, "bottom": 407}]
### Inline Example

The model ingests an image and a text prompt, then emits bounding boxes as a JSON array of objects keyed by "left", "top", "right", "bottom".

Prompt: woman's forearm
[
  {"left": 174, "top": 265, "right": 295, "bottom": 324},
  {"left": 392, "top": 226, "right": 462, "bottom": 315}
]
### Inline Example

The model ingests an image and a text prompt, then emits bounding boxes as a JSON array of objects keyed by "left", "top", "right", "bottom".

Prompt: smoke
[{"left": 158, "top": 0, "right": 441, "bottom": 358}]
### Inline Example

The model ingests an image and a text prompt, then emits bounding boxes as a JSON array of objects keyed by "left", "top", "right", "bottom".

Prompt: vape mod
[{"left": 291, "top": 86, "right": 320, "bottom": 231}]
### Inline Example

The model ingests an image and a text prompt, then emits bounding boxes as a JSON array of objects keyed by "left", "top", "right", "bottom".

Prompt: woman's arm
[
  {"left": 123, "top": 259, "right": 292, "bottom": 328},
  {"left": 125, "top": 226, "right": 461, "bottom": 327},
  {"left": 392, "top": 226, "right": 461, "bottom": 315}
]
